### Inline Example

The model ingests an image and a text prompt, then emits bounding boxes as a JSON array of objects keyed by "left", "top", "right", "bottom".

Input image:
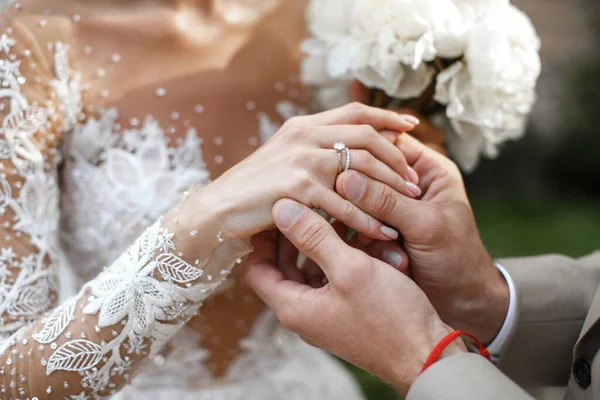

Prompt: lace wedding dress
[{"left": 0, "top": 1, "right": 365, "bottom": 399}]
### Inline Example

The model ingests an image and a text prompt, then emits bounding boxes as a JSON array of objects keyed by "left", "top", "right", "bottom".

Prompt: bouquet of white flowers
[{"left": 301, "top": 0, "right": 542, "bottom": 171}]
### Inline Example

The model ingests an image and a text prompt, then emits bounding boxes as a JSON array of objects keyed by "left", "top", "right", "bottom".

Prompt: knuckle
[
  {"left": 340, "top": 199, "right": 356, "bottom": 220},
  {"left": 360, "top": 124, "right": 378, "bottom": 139},
  {"left": 420, "top": 205, "right": 446, "bottom": 243},
  {"left": 363, "top": 213, "right": 380, "bottom": 237},
  {"left": 298, "top": 221, "right": 329, "bottom": 255},
  {"left": 346, "top": 102, "right": 367, "bottom": 116},
  {"left": 289, "top": 169, "right": 314, "bottom": 197},
  {"left": 283, "top": 123, "right": 306, "bottom": 140},
  {"left": 372, "top": 184, "right": 397, "bottom": 217},
  {"left": 284, "top": 116, "right": 303, "bottom": 128}
]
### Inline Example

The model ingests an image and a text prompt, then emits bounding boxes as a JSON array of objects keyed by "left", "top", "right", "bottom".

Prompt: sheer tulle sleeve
[{"left": 0, "top": 17, "right": 252, "bottom": 400}]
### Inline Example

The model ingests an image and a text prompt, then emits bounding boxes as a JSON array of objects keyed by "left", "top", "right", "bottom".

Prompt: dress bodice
[
  {"left": 0, "top": 2, "right": 366, "bottom": 399},
  {"left": 47, "top": 0, "right": 311, "bottom": 383}
]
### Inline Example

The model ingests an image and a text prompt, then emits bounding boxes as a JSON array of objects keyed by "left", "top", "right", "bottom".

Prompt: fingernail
[
  {"left": 407, "top": 166, "right": 419, "bottom": 184},
  {"left": 406, "top": 181, "right": 422, "bottom": 197},
  {"left": 275, "top": 200, "right": 305, "bottom": 229},
  {"left": 380, "top": 226, "right": 399, "bottom": 240},
  {"left": 402, "top": 115, "right": 420, "bottom": 126},
  {"left": 343, "top": 172, "right": 367, "bottom": 201},
  {"left": 383, "top": 250, "right": 403, "bottom": 269}
]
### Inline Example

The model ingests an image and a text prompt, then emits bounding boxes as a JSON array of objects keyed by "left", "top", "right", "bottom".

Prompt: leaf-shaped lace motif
[
  {"left": 97, "top": 289, "right": 133, "bottom": 328},
  {"left": 6, "top": 282, "right": 51, "bottom": 317},
  {"left": 46, "top": 340, "right": 103, "bottom": 375},
  {"left": 133, "top": 295, "right": 153, "bottom": 336},
  {"left": 140, "top": 222, "right": 159, "bottom": 255},
  {"left": 156, "top": 253, "right": 203, "bottom": 283},
  {"left": 3, "top": 106, "right": 48, "bottom": 136},
  {"left": 0, "top": 176, "right": 11, "bottom": 209},
  {"left": 13, "top": 173, "right": 60, "bottom": 238},
  {"left": 96, "top": 276, "right": 122, "bottom": 295},
  {"left": 32, "top": 300, "right": 75, "bottom": 344},
  {"left": 140, "top": 280, "right": 172, "bottom": 307}
]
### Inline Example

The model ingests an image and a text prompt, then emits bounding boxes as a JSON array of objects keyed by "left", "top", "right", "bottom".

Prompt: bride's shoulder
[{"left": 0, "top": 3, "right": 80, "bottom": 149}]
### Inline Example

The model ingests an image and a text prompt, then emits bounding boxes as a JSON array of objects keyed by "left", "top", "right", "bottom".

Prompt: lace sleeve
[{"left": 0, "top": 18, "right": 252, "bottom": 400}]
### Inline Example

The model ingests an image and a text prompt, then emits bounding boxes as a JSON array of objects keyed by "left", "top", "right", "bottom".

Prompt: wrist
[
  {"left": 389, "top": 320, "right": 467, "bottom": 396},
  {"left": 192, "top": 180, "right": 269, "bottom": 239},
  {"left": 451, "top": 259, "right": 510, "bottom": 345}
]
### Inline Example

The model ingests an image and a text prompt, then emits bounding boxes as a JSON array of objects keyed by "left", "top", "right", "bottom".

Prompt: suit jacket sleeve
[
  {"left": 407, "top": 353, "right": 534, "bottom": 400},
  {"left": 497, "top": 252, "right": 600, "bottom": 387}
]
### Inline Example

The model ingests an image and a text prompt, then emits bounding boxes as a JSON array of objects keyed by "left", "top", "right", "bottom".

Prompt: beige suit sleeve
[
  {"left": 407, "top": 353, "right": 534, "bottom": 400},
  {"left": 497, "top": 252, "right": 600, "bottom": 387}
]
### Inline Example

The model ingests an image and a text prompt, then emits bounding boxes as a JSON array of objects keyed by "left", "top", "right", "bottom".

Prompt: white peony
[
  {"left": 302, "top": 0, "right": 470, "bottom": 102},
  {"left": 434, "top": 4, "right": 541, "bottom": 171},
  {"left": 302, "top": 0, "right": 541, "bottom": 171}
]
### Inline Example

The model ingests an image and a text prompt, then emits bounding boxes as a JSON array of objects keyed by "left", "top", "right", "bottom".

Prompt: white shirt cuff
[{"left": 485, "top": 262, "right": 517, "bottom": 361}]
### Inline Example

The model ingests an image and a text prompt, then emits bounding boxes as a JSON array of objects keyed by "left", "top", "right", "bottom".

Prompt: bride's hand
[{"left": 198, "top": 103, "right": 422, "bottom": 240}]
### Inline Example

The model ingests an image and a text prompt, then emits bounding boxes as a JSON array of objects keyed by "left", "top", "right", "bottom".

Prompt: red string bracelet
[{"left": 420, "top": 330, "right": 491, "bottom": 373}]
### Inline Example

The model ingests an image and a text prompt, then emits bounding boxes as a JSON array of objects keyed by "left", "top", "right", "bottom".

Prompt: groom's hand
[
  {"left": 245, "top": 199, "right": 466, "bottom": 396},
  {"left": 336, "top": 134, "right": 510, "bottom": 345}
]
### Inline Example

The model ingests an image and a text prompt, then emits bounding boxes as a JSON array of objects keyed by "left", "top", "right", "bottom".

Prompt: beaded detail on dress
[
  {"left": 0, "top": 2, "right": 366, "bottom": 399},
  {"left": 0, "top": 36, "right": 76, "bottom": 341},
  {"left": 0, "top": 30, "right": 252, "bottom": 399},
  {"left": 61, "top": 108, "right": 210, "bottom": 283}
]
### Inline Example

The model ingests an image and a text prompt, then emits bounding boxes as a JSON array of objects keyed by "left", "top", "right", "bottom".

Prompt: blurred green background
[{"left": 350, "top": 1, "right": 600, "bottom": 398}]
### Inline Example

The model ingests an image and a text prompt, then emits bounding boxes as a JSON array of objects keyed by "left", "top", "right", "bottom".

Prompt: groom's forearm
[{"left": 497, "top": 252, "right": 600, "bottom": 387}]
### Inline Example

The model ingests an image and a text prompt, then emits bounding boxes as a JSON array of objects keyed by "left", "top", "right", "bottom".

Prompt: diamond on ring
[{"left": 334, "top": 142, "right": 345, "bottom": 152}]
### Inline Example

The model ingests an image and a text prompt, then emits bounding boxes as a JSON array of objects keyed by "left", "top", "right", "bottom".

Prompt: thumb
[{"left": 273, "top": 199, "right": 357, "bottom": 278}]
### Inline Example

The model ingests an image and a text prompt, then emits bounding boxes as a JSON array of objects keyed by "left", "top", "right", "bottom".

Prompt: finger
[
  {"left": 314, "top": 188, "right": 400, "bottom": 242},
  {"left": 394, "top": 134, "right": 462, "bottom": 197},
  {"left": 380, "top": 130, "right": 425, "bottom": 166},
  {"left": 336, "top": 171, "right": 430, "bottom": 236},
  {"left": 245, "top": 257, "right": 312, "bottom": 319},
  {"left": 316, "top": 147, "right": 420, "bottom": 198},
  {"left": 273, "top": 199, "right": 361, "bottom": 278},
  {"left": 394, "top": 132, "right": 451, "bottom": 169},
  {"left": 302, "top": 102, "right": 418, "bottom": 132},
  {"left": 394, "top": 108, "right": 446, "bottom": 153},
  {"left": 312, "top": 125, "right": 412, "bottom": 181},
  {"left": 380, "top": 130, "right": 397, "bottom": 144},
  {"left": 277, "top": 234, "right": 305, "bottom": 284},
  {"left": 365, "top": 241, "right": 410, "bottom": 276}
]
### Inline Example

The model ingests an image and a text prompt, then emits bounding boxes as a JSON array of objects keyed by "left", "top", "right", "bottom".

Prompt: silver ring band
[
  {"left": 343, "top": 147, "right": 351, "bottom": 172},
  {"left": 334, "top": 142, "right": 351, "bottom": 174}
]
